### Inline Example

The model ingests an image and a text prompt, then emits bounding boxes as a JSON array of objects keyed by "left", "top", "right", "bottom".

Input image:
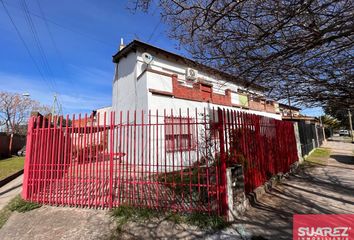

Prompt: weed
[
  {"left": 184, "top": 212, "right": 228, "bottom": 230},
  {"left": 0, "top": 207, "right": 12, "bottom": 229},
  {"left": 7, "top": 195, "right": 42, "bottom": 213},
  {"left": 111, "top": 205, "right": 228, "bottom": 233},
  {"left": 111, "top": 205, "right": 159, "bottom": 231},
  {"left": 0, "top": 195, "right": 41, "bottom": 229}
]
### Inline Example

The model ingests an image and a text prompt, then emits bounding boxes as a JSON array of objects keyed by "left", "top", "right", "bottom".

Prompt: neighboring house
[
  {"left": 279, "top": 103, "right": 301, "bottom": 118},
  {"left": 109, "top": 40, "right": 281, "bottom": 121},
  {"left": 278, "top": 104, "right": 324, "bottom": 156}
]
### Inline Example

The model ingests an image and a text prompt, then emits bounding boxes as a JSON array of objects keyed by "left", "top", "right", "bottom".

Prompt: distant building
[{"left": 278, "top": 103, "right": 301, "bottom": 118}]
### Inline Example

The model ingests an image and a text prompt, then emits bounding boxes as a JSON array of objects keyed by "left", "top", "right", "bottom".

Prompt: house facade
[
  {"left": 110, "top": 40, "right": 281, "bottom": 121},
  {"left": 90, "top": 40, "right": 288, "bottom": 170}
]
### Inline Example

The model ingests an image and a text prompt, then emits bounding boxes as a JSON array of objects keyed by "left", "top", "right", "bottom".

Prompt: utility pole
[
  {"left": 348, "top": 109, "right": 353, "bottom": 143},
  {"left": 319, "top": 115, "right": 327, "bottom": 143},
  {"left": 51, "top": 93, "right": 63, "bottom": 124},
  {"left": 286, "top": 85, "right": 293, "bottom": 120}
]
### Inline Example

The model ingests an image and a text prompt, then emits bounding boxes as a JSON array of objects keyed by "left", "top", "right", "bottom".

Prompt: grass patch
[
  {"left": 110, "top": 205, "right": 228, "bottom": 232},
  {"left": 305, "top": 148, "right": 331, "bottom": 165},
  {"left": 0, "top": 156, "right": 24, "bottom": 180},
  {"left": 111, "top": 205, "right": 159, "bottom": 231},
  {"left": 0, "top": 206, "right": 12, "bottom": 229},
  {"left": 183, "top": 212, "right": 228, "bottom": 230},
  {"left": 0, "top": 195, "right": 41, "bottom": 229},
  {"left": 7, "top": 195, "right": 42, "bottom": 212}
]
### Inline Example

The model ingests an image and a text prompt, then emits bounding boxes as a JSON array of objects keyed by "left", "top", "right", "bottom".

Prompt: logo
[{"left": 294, "top": 215, "right": 354, "bottom": 240}]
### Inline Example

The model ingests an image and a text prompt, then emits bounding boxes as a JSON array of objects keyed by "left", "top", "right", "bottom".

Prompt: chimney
[{"left": 119, "top": 38, "right": 125, "bottom": 51}]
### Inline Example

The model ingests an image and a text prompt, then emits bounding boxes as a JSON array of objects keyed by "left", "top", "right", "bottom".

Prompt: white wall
[
  {"left": 148, "top": 94, "right": 281, "bottom": 120},
  {"left": 110, "top": 48, "right": 281, "bottom": 172},
  {"left": 135, "top": 50, "right": 262, "bottom": 97},
  {"left": 112, "top": 51, "right": 149, "bottom": 121}
]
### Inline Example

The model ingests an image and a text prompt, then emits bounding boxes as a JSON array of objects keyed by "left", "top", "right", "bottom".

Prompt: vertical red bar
[
  {"left": 30, "top": 116, "right": 41, "bottom": 202},
  {"left": 203, "top": 107, "right": 211, "bottom": 213},
  {"left": 55, "top": 117, "right": 63, "bottom": 205},
  {"left": 95, "top": 113, "right": 100, "bottom": 207},
  {"left": 133, "top": 110, "right": 137, "bottom": 205},
  {"left": 22, "top": 117, "right": 34, "bottom": 200},
  {"left": 63, "top": 115, "right": 69, "bottom": 205},
  {"left": 69, "top": 115, "right": 75, "bottom": 206},
  {"left": 82, "top": 114, "right": 88, "bottom": 207},
  {"left": 214, "top": 108, "right": 220, "bottom": 214},
  {"left": 117, "top": 111, "right": 123, "bottom": 206},
  {"left": 109, "top": 111, "right": 114, "bottom": 208},
  {"left": 195, "top": 108, "right": 200, "bottom": 204},
  {"left": 125, "top": 111, "right": 130, "bottom": 205},
  {"left": 163, "top": 109, "right": 167, "bottom": 209},
  {"left": 76, "top": 114, "right": 81, "bottom": 207},
  {"left": 148, "top": 110, "right": 151, "bottom": 208},
  {"left": 140, "top": 110, "right": 145, "bottom": 205},
  {"left": 178, "top": 108, "right": 184, "bottom": 210},
  {"left": 102, "top": 112, "right": 107, "bottom": 208},
  {"left": 217, "top": 108, "right": 228, "bottom": 218},
  {"left": 187, "top": 108, "right": 192, "bottom": 212},
  {"left": 43, "top": 115, "right": 52, "bottom": 204},
  {"left": 171, "top": 109, "right": 175, "bottom": 209},
  {"left": 88, "top": 114, "right": 93, "bottom": 208},
  {"left": 37, "top": 117, "right": 45, "bottom": 202},
  {"left": 155, "top": 109, "right": 159, "bottom": 209}
]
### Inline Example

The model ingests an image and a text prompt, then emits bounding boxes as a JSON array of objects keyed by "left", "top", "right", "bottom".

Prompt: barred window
[{"left": 165, "top": 117, "right": 195, "bottom": 152}]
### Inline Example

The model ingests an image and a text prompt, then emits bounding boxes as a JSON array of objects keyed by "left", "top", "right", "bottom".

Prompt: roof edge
[{"left": 112, "top": 40, "right": 267, "bottom": 92}]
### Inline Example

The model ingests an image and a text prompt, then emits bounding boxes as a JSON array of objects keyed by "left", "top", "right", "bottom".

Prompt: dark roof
[
  {"left": 278, "top": 103, "right": 301, "bottom": 111},
  {"left": 282, "top": 116, "right": 319, "bottom": 123},
  {"left": 112, "top": 40, "right": 266, "bottom": 91}
]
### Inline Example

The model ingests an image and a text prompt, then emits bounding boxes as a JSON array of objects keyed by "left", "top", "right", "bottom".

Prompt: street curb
[{"left": 0, "top": 169, "right": 24, "bottom": 188}]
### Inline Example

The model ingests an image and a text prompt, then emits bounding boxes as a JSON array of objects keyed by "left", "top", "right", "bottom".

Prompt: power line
[
  {"left": 35, "top": 0, "right": 77, "bottom": 112},
  {"left": 0, "top": 0, "right": 54, "bottom": 93},
  {"left": 20, "top": 0, "right": 57, "bottom": 90},
  {"left": 3, "top": 0, "right": 113, "bottom": 47},
  {"left": 19, "top": 0, "right": 63, "bottom": 114},
  {"left": 147, "top": 19, "right": 161, "bottom": 43}
]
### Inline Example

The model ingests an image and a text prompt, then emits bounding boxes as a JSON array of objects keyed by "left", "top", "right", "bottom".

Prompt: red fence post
[
  {"left": 217, "top": 108, "right": 228, "bottom": 218},
  {"left": 22, "top": 117, "right": 35, "bottom": 200}
]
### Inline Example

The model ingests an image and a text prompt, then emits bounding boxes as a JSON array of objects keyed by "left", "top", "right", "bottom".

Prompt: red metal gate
[{"left": 22, "top": 108, "right": 298, "bottom": 217}]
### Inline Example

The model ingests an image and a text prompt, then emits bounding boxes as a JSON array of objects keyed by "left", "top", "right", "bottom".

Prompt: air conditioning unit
[{"left": 185, "top": 68, "right": 198, "bottom": 80}]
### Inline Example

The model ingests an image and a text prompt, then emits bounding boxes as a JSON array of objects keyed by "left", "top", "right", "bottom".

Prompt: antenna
[{"left": 51, "top": 93, "right": 63, "bottom": 117}]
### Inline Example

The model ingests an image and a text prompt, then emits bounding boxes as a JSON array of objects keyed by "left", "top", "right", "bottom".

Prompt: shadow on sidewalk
[
  {"left": 330, "top": 154, "right": 354, "bottom": 165},
  {"left": 229, "top": 160, "right": 354, "bottom": 240}
]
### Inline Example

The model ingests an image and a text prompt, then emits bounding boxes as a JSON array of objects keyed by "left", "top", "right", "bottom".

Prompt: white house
[
  {"left": 109, "top": 40, "right": 281, "bottom": 121},
  {"left": 93, "top": 40, "right": 284, "bottom": 170}
]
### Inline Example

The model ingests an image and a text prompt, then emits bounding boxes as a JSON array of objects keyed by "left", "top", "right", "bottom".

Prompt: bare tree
[
  {"left": 0, "top": 91, "right": 50, "bottom": 135},
  {"left": 131, "top": 0, "right": 354, "bottom": 108}
]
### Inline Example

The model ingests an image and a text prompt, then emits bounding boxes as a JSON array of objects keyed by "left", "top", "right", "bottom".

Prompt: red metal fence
[{"left": 22, "top": 108, "right": 298, "bottom": 216}]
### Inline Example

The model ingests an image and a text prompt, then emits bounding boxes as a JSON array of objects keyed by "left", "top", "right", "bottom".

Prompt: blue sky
[{"left": 0, "top": 0, "right": 323, "bottom": 116}]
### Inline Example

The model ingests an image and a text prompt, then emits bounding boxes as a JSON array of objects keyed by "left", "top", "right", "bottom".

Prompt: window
[{"left": 165, "top": 117, "right": 195, "bottom": 152}]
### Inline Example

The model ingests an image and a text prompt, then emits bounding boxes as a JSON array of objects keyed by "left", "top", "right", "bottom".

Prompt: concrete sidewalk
[
  {"left": 0, "top": 174, "right": 23, "bottom": 211},
  {"left": 230, "top": 138, "right": 354, "bottom": 239},
  {"left": 0, "top": 139, "right": 353, "bottom": 239}
]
